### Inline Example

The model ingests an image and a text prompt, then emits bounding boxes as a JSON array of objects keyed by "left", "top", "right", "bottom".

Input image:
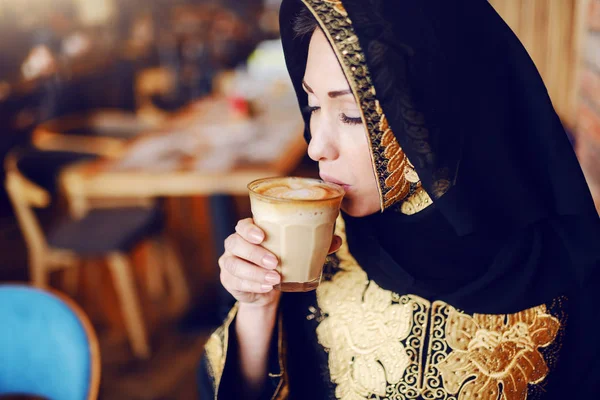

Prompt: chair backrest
[
  {"left": 4, "top": 151, "right": 51, "bottom": 257},
  {"left": 0, "top": 285, "right": 100, "bottom": 400}
]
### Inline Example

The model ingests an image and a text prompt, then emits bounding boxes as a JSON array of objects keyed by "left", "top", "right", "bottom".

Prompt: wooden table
[
  {"left": 61, "top": 136, "right": 307, "bottom": 217},
  {"left": 59, "top": 94, "right": 307, "bottom": 217}
]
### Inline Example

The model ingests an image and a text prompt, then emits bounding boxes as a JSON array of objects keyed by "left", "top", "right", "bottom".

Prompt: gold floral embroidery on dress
[
  {"left": 314, "top": 217, "right": 563, "bottom": 400},
  {"left": 316, "top": 217, "right": 430, "bottom": 399},
  {"left": 426, "top": 302, "right": 560, "bottom": 400},
  {"left": 204, "top": 303, "right": 238, "bottom": 399},
  {"left": 302, "top": 0, "right": 429, "bottom": 213}
]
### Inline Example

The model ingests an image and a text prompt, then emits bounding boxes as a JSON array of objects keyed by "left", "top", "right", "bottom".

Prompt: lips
[{"left": 320, "top": 173, "right": 351, "bottom": 191}]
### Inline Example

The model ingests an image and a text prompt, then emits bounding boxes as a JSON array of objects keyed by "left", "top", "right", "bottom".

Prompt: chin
[{"left": 341, "top": 197, "right": 379, "bottom": 217}]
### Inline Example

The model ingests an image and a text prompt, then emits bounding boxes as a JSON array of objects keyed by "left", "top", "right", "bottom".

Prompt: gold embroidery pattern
[
  {"left": 430, "top": 302, "right": 560, "bottom": 400},
  {"left": 324, "top": 0, "right": 348, "bottom": 16},
  {"left": 422, "top": 302, "right": 457, "bottom": 400},
  {"left": 317, "top": 218, "right": 423, "bottom": 400},
  {"left": 379, "top": 111, "right": 414, "bottom": 207},
  {"left": 204, "top": 303, "right": 239, "bottom": 399},
  {"left": 387, "top": 293, "right": 430, "bottom": 399},
  {"left": 302, "top": 0, "right": 428, "bottom": 212},
  {"left": 400, "top": 187, "right": 433, "bottom": 216},
  {"left": 314, "top": 217, "right": 563, "bottom": 400},
  {"left": 317, "top": 278, "right": 412, "bottom": 399}
]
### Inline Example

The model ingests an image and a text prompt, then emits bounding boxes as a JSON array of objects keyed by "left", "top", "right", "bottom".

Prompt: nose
[{"left": 307, "top": 119, "right": 339, "bottom": 162}]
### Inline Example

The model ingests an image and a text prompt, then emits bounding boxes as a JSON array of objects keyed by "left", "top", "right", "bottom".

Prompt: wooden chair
[
  {"left": 0, "top": 284, "right": 100, "bottom": 400},
  {"left": 4, "top": 149, "right": 166, "bottom": 359},
  {"left": 55, "top": 152, "right": 191, "bottom": 314}
]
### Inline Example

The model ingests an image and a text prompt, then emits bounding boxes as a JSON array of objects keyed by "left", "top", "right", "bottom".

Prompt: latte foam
[{"left": 252, "top": 178, "right": 342, "bottom": 201}]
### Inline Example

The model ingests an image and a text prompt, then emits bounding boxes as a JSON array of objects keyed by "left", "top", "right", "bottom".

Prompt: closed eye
[
  {"left": 302, "top": 106, "right": 361, "bottom": 126},
  {"left": 340, "top": 114, "right": 362, "bottom": 125}
]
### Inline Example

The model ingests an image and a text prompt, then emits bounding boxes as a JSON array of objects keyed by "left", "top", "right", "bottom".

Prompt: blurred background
[{"left": 0, "top": 0, "right": 597, "bottom": 399}]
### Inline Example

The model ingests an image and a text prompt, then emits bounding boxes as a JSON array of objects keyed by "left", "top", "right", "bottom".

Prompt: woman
[{"left": 199, "top": 0, "right": 600, "bottom": 398}]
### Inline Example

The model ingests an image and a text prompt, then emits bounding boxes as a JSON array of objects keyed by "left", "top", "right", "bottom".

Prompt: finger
[
  {"left": 328, "top": 235, "right": 342, "bottom": 254},
  {"left": 219, "top": 254, "right": 281, "bottom": 285},
  {"left": 221, "top": 270, "right": 274, "bottom": 293},
  {"left": 235, "top": 218, "right": 265, "bottom": 244},
  {"left": 224, "top": 233, "right": 279, "bottom": 270}
]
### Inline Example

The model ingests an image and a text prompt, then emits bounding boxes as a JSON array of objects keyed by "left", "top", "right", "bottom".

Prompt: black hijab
[
  {"left": 279, "top": 0, "right": 600, "bottom": 314},
  {"left": 280, "top": 0, "right": 596, "bottom": 235}
]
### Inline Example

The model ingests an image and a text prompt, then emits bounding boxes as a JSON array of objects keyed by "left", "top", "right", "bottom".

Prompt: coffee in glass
[{"left": 248, "top": 177, "right": 344, "bottom": 292}]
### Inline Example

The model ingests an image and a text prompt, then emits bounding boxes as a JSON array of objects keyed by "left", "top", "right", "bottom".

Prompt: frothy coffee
[
  {"left": 248, "top": 177, "right": 344, "bottom": 292},
  {"left": 254, "top": 178, "right": 341, "bottom": 201}
]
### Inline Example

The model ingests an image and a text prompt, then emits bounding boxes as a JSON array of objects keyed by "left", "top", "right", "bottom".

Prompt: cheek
[
  {"left": 342, "top": 133, "right": 377, "bottom": 184},
  {"left": 340, "top": 143, "right": 381, "bottom": 216},
  {"left": 351, "top": 140, "right": 378, "bottom": 191}
]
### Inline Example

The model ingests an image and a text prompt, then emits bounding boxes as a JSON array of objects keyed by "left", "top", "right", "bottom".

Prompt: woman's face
[{"left": 303, "top": 29, "right": 380, "bottom": 217}]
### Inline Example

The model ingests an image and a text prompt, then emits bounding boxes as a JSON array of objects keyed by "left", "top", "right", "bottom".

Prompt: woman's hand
[
  {"left": 219, "top": 218, "right": 342, "bottom": 308},
  {"left": 219, "top": 218, "right": 341, "bottom": 397}
]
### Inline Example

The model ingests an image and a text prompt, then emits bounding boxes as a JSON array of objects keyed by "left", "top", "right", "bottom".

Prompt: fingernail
[
  {"left": 265, "top": 271, "right": 280, "bottom": 284},
  {"left": 261, "top": 284, "right": 273, "bottom": 291},
  {"left": 262, "top": 254, "right": 278, "bottom": 268},
  {"left": 250, "top": 229, "right": 264, "bottom": 243}
]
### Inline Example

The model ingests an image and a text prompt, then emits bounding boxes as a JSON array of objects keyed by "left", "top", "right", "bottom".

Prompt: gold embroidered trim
[
  {"left": 204, "top": 302, "right": 289, "bottom": 400},
  {"left": 271, "top": 306, "right": 289, "bottom": 400},
  {"left": 204, "top": 303, "right": 239, "bottom": 399},
  {"left": 400, "top": 187, "right": 433, "bottom": 216},
  {"left": 324, "top": 0, "right": 348, "bottom": 16},
  {"left": 314, "top": 216, "right": 563, "bottom": 400},
  {"left": 302, "top": 0, "right": 428, "bottom": 213}
]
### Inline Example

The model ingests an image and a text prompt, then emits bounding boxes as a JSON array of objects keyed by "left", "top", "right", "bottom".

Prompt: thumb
[{"left": 328, "top": 235, "right": 342, "bottom": 254}]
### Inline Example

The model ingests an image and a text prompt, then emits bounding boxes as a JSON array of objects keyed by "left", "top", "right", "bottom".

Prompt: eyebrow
[{"left": 302, "top": 80, "right": 353, "bottom": 99}]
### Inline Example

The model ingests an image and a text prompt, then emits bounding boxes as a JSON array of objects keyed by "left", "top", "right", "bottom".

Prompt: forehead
[{"left": 304, "top": 29, "right": 348, "bottom": 89}]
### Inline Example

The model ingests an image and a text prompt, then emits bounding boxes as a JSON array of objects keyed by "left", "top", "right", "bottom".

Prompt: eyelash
[
  {"left": 340, "top": 114, "right": 362, "bottom": 125},
  {"left": 302, "top": 106, "right": 362, "bottom": 126}
]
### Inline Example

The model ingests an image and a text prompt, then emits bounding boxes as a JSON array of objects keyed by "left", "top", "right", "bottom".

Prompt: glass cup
[{"left": 248, "top": 177, "right": 345, "bottom": 292}]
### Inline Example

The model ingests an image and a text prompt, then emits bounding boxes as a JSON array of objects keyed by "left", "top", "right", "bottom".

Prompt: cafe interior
[{"left": 0, "top": 0, "right": 598, "bottom": 399}]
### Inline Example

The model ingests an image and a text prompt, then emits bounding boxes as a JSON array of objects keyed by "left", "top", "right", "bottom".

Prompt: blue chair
[{"left": 0, "top": 285, "right": 100, "bottom": 400}]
